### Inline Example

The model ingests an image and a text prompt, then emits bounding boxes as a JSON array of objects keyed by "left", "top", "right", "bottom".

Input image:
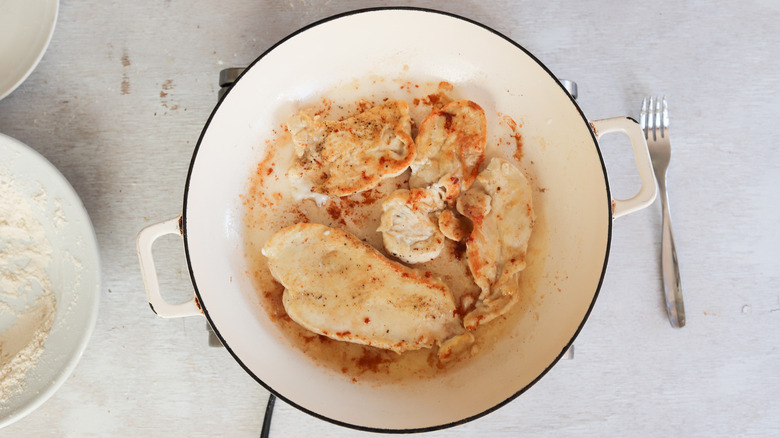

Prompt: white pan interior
[{"left": 183, "top": 8, "right": 611, "bottom": 432}]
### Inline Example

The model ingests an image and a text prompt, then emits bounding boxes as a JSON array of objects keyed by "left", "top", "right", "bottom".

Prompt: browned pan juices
[{"left": 241, "top": 78, "right": 549, "bottom": 384}]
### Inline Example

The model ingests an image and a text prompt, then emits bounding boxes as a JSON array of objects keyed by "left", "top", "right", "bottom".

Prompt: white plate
[
  {"left": 0, "top": 0, "right": 59, "bottom": 101},
  {"left": 0, "top": 133, "right": 100, "bottom": 429}
]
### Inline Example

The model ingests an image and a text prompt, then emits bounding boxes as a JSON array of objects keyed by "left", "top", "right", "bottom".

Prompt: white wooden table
[{"left": 0, "top": 1, "right": 778, "bottom": 436}]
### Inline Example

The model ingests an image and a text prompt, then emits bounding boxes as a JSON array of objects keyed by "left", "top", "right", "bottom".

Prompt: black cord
[{"left": 260, "top": 394, "right": 276, "bottom": 438}]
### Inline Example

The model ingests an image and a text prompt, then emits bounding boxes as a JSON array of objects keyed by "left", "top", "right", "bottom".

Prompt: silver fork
[{"left": 641, "top": 97, "right": 685, "bottom": 328}]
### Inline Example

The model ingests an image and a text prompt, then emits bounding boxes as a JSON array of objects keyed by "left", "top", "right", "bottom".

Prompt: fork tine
[
  {"left": 661, "top": 97, "right": 669, "bottom": 137},
  {"left": 640, "top": 97, "right": 648, "bottom": 135},
  {"left": 648, "top": 96, "right": 656, "bottom": 141},
  {"left": 655, "top": 97, "right": 663, "bottom": 141}
]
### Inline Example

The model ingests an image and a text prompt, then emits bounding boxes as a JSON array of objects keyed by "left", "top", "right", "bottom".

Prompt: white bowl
[
  {"left": 0, "top": 132, "right": 100, "bottom": 429},
  {"left": 0, "top": 0, "right": 59, "bottom": 100}
]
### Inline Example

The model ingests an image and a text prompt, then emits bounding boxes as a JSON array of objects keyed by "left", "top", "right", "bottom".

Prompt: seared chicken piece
[
  {"left": 287, "top": 100, "right": 415, "bottom": 197},
  {"left": 377, "top": 187, "right": 446, "bottom": 264},
  {"left": 410, "top": 100, "right": 487, "bottom": 202},
  {"left": 438, "top": 209, "right": 470, "bottom": 242},
  {"left": 262, "top": 223, "right": 473, "bottom": 358},
  {"left": 456, "top": 158, "right": 535, "bottom": 330}
]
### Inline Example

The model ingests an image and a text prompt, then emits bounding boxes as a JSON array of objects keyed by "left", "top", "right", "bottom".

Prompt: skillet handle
[
  {"left": 136, "top": 216, "right": 202, "bottom": 318},
  {"left": 590, "top": 117, "right": 657, "bottom": 219}
]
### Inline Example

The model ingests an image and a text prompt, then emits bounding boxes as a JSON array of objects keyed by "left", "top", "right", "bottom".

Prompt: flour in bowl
[{"left": 0, "top": 172, "right": 57, "bottom": 403}]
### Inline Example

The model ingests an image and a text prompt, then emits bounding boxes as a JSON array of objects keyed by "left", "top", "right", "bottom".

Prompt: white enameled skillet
[{"left": 137, "top": 8, "right": 656, "bottom": 433}]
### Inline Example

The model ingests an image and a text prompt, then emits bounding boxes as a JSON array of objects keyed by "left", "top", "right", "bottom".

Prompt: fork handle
[{"left": 658, "top": 181, "right": 686, "bottom": 328}]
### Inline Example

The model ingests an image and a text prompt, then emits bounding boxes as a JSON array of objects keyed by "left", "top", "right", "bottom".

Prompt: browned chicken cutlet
[
  {"left": 456, "top": 158, "right": 535, "bottom": 330},
  {"left": 287, "top": 100, "right": 415, "bottom": 198},
  {"left": 262, "top": 223, "right": 474, "bottom": 360}
]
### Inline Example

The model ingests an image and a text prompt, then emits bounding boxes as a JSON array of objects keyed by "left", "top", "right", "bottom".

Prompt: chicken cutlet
[
  {"left": 286, "top": 100, "right": 415, "bottom": 198},
  {"left": 456, "top": 158, "right": 535, "bottom": 330},
  {"left": 262, "top": 223, "right": 473, "bottom": 358},
  {"left": 410, "top": 100, "right": 487, "bottom": 202},
  {"left": 377, "top": 186, "right": 447, "bottom": 264},
  {"left": 437, "top": 208, "right": 470, "bottom": 242}
]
